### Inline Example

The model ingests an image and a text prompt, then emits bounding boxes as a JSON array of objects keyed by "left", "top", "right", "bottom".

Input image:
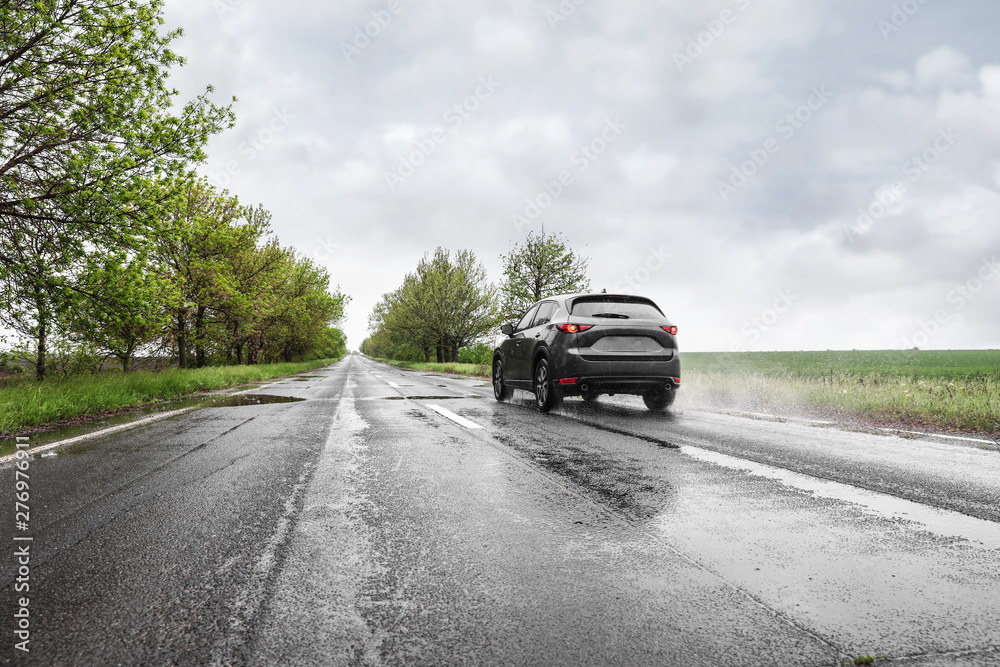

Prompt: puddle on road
[
  {"left": 681, "top": 445, "right": 1000, "bottom": 549},
  {"left": 202, "top": 394, "right": 306, "bottom": 407}
]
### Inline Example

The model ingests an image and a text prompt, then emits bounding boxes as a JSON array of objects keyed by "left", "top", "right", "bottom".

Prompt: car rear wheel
[
  {"left": 533, "top": 358, "right": 559, "bottom": 413},
  {"left": 493, "top": 358, "right": 508, "bottom": 401},
  {"left": 642, "top": 387, "right": 676, "bottom": 411}
]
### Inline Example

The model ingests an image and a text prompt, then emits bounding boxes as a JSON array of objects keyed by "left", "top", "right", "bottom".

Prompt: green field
[
  {"left": 0, "top": 358, "right": 343, "bottom": 437},
  {"left": 680, "top": 350, "right": 1000, "bottom": 435},
  {"left": 680, "top": 350, "right": 1000, "bottom": 380}
]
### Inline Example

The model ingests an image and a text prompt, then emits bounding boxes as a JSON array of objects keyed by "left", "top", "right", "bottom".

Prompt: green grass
[
  {"left": 0, "top": 358, "right": 343, "bottom": 436},
  {"left": 681, "top": 349, "right": 1000, "bottom": 380},
  {"left": 369, "top": 358, "right": 490, "bottom": 378},
  {"left": 680, "top": 351, "right": 1000, "bottom": 434}
]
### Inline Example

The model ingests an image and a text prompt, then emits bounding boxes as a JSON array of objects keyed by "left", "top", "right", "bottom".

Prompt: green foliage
[
  {"left": 1, "top": 0, "right": 233, "bottom": 379},
  {"left": 459, "top": 342, "right": 494, "bottom": 365},
  {"left": 8, "top": 337, "right": 105, "bottom": 378},
  {"left": 499, "top": 226, "right": 590, "bottom": 322},
  {"left": 368, "top": 247, "right": 499, "bottom": 363},
  {"left": 69, "top": 252, "right": 176, "bottom": 371},
  {"left": 0, "top": 5, "right": 347, "bottom": 378},
  {"left": 154, "top": 181, "right": 349, "bottom": 367}
]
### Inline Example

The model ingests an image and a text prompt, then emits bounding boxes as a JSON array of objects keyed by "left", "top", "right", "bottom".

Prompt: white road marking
[
  {"left": 681, "top": 445, "right": 1000, "bottom": 549},
  {"left": 706, "top": 408, "right": 996, "bottom": 445},
  {"left": 877, "top": 427, "right": 997, "bottom": 446},
  {"left": 0, "top": 408, "right": 195, "bottom": 464},
  {"left": 425, "top": 404, "right": 482, "bottom": 429},
  {"left": 388, "top": 381, "right": 400, "bottom": 388}
]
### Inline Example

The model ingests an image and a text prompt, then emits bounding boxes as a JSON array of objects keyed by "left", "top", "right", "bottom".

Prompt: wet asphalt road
[{"left": 2, "top": 355, "right": 1000, "bottom": 666}]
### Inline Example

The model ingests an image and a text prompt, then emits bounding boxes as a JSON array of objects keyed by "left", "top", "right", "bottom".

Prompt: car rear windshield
[{"left": 569, "top": 296, "right": 664, "bottom": 319}]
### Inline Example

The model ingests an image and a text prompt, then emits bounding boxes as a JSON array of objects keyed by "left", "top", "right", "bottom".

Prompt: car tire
[
  {"left": 493, "top": 358, "right": 508, "bottom": 401},
  {"left": 642, "top": 387, "right": 676, "bottom": 411},
  {"left": 533, "top": 358, "right": 559, "bottom": 413}
]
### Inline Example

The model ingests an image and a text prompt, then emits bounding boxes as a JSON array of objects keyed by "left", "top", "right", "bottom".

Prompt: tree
[
  {"left": 499, "top": 227, "right": 590, "bottom": 322},
  {"left": 155, "top": 180, "right": 244, "bottom": 368},
  {"left": 0, "top": 221, "right": 72, "bottom": 379},
  {"left": 258, "top": 254, "right": 348, "bottom": 363},
  {"left": 0, "top": 0, "right": 234, "bottom": 334},
  {"left": 70, "top": 252, "right": 175, "bottom": 372},
  {"left": 368, "top": 248, "right": 499, "bottom": 363},
  {"left": 427, "top": 248, "right": 500, "bottom": 362}
]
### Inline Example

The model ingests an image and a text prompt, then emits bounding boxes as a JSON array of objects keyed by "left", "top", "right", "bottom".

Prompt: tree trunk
[
  {"left": 195, "top": 305, "right": 207, "bottom": 368},
  {"left": 422, "top": 347, "right": 430, "bottom": 363},
  {"left": 435, "top": 345, "right": 443, "bottom": 363},
  {"left": 236, "top": 343, "right": 244, "bottom": 365},
  {"left": 451, "top": 342, "right": 459, "bottom": 363},
  {"left": 177, "top": 311, "right": 188, "bottom": 369},
  {"left": 35, "top": 311, "right": 47, "bottom": 381}
]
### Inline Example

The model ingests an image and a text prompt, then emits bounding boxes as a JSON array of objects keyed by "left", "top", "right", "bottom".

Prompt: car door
[
  {"left": 520, "top": 301, "right": 557, "bottom": 380},
  {"left": 506, "top": 304, "right": 539, "bottom": 384}
]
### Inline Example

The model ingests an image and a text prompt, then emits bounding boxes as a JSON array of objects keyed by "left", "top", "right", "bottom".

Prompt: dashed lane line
[{"left": 425, "top": 404, "right": 482, "bottom": 429}]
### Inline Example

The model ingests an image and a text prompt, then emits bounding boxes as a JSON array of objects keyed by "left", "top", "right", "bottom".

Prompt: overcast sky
[{"left": 162, "top": 0, "right": 1000, "bottom": 352}]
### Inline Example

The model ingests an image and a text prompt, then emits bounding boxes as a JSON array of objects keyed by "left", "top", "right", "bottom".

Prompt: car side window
[
  {"left": 515, "top": 305, "right": 540, "bottom": 333},
  {"left": 531, "top": 301, "right": 557, "bottom": 328}
]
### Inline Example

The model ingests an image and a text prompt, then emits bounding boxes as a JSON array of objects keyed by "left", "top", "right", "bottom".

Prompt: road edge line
[{"left": 0, "top": 407, "right": 197, "bottom": 465}]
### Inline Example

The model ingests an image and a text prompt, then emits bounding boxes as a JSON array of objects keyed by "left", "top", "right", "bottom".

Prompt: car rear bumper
[{"left": 555, "top": 351, "right": 681, "bottom": 396}]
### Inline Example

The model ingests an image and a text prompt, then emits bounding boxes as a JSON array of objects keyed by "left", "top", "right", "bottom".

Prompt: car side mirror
[{"left": 500, "top": 323, "right": 514, "bottom": 336}]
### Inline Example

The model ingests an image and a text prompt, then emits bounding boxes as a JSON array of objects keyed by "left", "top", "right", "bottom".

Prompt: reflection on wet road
[{"left": 2, "top": 355, "right": 998, "bottom": 666}]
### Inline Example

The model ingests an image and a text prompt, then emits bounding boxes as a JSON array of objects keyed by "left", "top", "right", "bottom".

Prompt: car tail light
[
  {"left": 662, "top": 326, "right": 678, "bottom": 335},
  {"left": 556, "top": 324, "right": 594, "bottom": 333},
  {"left": 672, "top": 377, "right": 681, "bottom": 385},
  {"left": 559, "top": 377, "right": 579, "bottom": 384}
]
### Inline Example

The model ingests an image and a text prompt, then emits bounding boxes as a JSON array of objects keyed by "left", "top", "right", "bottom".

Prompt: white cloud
[{"left": 156, "top": 0, "right": 1000, "bottom": 351}]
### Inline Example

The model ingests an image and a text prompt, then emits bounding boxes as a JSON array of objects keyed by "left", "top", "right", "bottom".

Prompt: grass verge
[
  {"left": 369, "top": 358, "right": 490, "bottom": 378},
  {"left": 681, "top": 352, "right": 1000, "bottom": 435},
  {"left": 0, "top": 358, "right": 342, "bottom": 436}
]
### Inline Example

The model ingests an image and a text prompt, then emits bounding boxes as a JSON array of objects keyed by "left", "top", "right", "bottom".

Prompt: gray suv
[{"left": 492, "top": 293, "right": 681, "bottom": 412}]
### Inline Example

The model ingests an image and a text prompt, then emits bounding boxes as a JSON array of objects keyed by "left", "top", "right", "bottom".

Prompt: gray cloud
[{"left": 164, "top": 0, "right": 1000, "bottom": 351}]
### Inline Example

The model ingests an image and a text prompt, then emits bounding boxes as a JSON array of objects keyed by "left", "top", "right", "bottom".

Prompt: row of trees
[
  {"left": 1, "top": 178, "right": 349, "bottom": 379},
  {"left": 0, "top": 1, "right": 347, "bottom": 379},
  {"left": 363, "top": 229, "right": 589, "bottom": 362}
]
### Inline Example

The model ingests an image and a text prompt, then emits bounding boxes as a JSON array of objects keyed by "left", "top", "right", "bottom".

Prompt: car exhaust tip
[{"left": 580, "top": 383, "right": 589, "bottom": 392}]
